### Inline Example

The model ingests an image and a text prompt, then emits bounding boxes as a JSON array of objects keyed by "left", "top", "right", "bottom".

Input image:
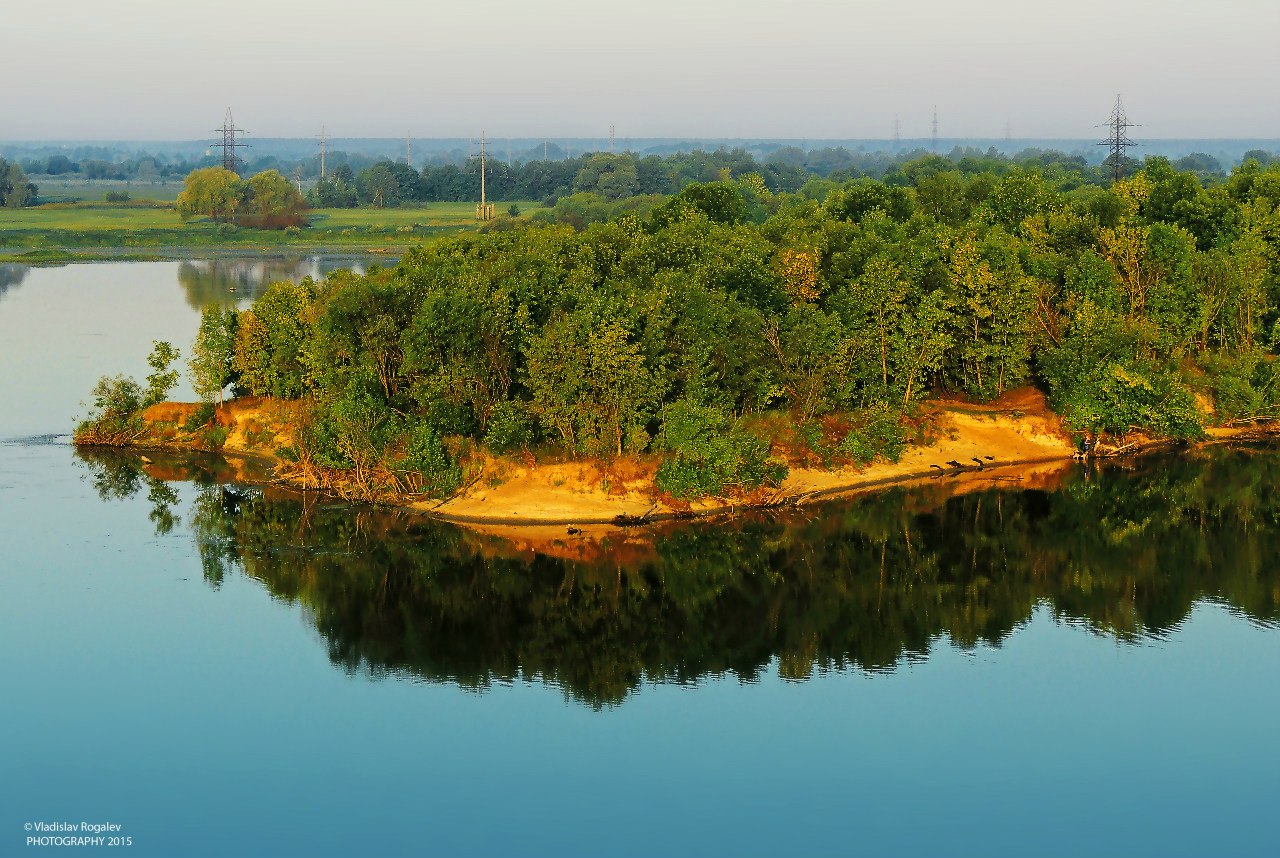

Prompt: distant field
[
  {"left": 0, "top": 201, "right": 547, "bottom": 258},
  {"left": 31, "top": 177, "right": 186, "bottom": 203},
  {"left": 0, "top": 203, "right": 180, "bottom": 230},
  {"left": 312, "top": 202, "right": 532, "bottom": 228}
]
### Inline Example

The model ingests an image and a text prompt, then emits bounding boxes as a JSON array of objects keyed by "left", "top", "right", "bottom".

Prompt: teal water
[{"left": 1, "top": 261, "right": 1278, "bottom": 857}]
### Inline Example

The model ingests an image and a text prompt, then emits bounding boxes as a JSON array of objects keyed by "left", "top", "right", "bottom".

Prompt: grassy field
[
  {"left": 31, "top": 177, "right": 187, "bottom": 203},
  {"left": 0, "top": 201, "right": 546, "bottom": 260}
]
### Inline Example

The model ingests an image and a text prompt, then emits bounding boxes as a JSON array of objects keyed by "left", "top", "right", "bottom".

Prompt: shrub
[
  {"left": 839, "top": 404, "right": 908, "bottom": 465},
  {"left": 654, "top": 401, "right": 786, "bottom": 499},
  {"left": 89, "top": 375, "right": 143, "bottom": 422},
  {"left": 1058, "top": 360, "right": 1204, "bottom": 439},
  {"left": 200, "top": 425, "right": 230, "bottom": 449},
  {"left": 76, "top": 375, "right": 145, "bottom": 441},
  {"left": 104, "top": 190, "right": 130, "bottom": 203},
  {"left": 483, "top": 400, "right": 534, "bottom": 453},
  {"left": 183, "top": 401, "right": 216, "bottom": 432},
  {"left": 1200, "top": 352, "right": 1280, "bottom": 423},
  {"left": 399, "top": 423, "right": 463, "bottom": 498}
]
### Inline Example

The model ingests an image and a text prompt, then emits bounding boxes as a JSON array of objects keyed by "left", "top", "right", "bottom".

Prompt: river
[{"left": 1, "top": 259, "right": 1277, "bottom": 857}]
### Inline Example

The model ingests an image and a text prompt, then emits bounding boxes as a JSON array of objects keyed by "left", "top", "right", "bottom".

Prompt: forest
[{"left": 80, "top": 152, "right": 1280, "bottom": 502}]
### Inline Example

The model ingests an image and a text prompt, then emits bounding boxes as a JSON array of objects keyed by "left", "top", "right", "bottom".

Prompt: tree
[
  {"left": 0, "top": 159, "right": 36, "bottom": 208},
  {"left": 144, "top": 341, "right": 181, "bottom": 407},
  {"left": 176, "top": 167, "right": 243, "bottom": 224},
  {"left": 573, "top": 154, "right": 640, "bottom": 200},
  {"left": 241, "top": 170, "right": 306, "bottom": 228},
  {"left": 892, "top": 291, "right": 953, "bottom": 406},
  {"left": 525, "top": 307, "right": 661, "bottom": 456},
  {"left": 232, "top": 280, "right": 316, "bottom": 399},
  {"left": 189, "top": 307, "right": 237, "bottom": 404},
  {"left": 357, "top": 163, "right": 401, "bottom": 207}
]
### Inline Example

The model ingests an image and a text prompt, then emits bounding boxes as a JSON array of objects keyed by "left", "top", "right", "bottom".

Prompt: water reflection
[
  {"left": 0, "top": 264, "right": 29, "bottom": 300},
  {"left": 177, "top": 256, "right": 375, "bottom": 308},
  {"left": 76, "top": 444, "right": 1280, "bottom": 708}
]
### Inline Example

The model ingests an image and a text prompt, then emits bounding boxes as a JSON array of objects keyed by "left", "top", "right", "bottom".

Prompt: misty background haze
[{"left": 2, "top": 0, "right": 1278, "bottom": 141}]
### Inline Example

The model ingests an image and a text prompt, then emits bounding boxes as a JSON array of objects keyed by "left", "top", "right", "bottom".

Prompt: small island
[{"left": 74, "top": 157, "right": 1280, "bottom": 526}]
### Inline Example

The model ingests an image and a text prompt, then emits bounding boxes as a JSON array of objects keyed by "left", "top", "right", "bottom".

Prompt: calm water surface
[{"left": 1, "top": 260, "right": 1278, "bottom": 857}]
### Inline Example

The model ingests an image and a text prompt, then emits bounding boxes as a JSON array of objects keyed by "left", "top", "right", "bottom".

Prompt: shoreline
[{"left": 82, "top": 392, "right": 1280, "bottom": 532}]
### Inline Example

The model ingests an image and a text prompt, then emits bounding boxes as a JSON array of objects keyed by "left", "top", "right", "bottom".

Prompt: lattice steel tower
[
  {"left": 214, "top": 108, "right": 248, "bottom": 174},
  {"left": 1098, "top": 95, "right": 1139, "bottom": 183}
]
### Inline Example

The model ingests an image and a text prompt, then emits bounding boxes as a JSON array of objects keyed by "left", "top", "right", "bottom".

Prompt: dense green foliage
[
  {"left": 78, "top": 444, "right": 1280, "bottom": 707},
  {"left": 201, "top": 154, "right": 1280, "bottom": 497}
]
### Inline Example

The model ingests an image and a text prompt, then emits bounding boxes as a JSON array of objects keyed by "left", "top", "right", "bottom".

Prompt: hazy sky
[{"left": 3, "top": 0, "right": 1278, "bottom": 140}]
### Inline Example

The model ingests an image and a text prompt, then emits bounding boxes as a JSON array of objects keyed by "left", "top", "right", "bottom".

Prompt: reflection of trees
[
  {"left": 77, "top": 448, "right": 182, "bottom": 536},
  {"left": 78, "top": 445, "right": 1280, "bottom": 707},
  {"left": 176, "top": 257, "right": 369, "bottom": 310},
  {"left": 0, "top": 264, "right": 29, "bottom": 301}
]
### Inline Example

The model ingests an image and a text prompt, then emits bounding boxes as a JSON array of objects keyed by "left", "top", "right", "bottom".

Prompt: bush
[
  {"left": 399, "top": 422, "right": 463, "bottom": 498},
  {"left": 200, "top": 425, "right": 230, "bottom": 449},
  {"left": 654, "top": 401, "right": 786, "bottom": 499},
  {"left": 76, "top": 375, "right": 145, "bottom": 440},
  {"left": 483, "top": 400, "right": 534, "bottom": 453},
  {"left": 1058, "top": 360, "right": 1204, "bottom": 439},
  {"left": 89, "top": 375, "right": 143, "bottom": 422},
  {"left": 1200, "top": 353, "right": 1280, "bottom": 423},
  {"left": 299, "top": 383, "right": 402, "bottom": 471},
  {"left": 183, "top": 401, "right": 216, "bottom": 432},
  {"left": 104, "top": 191, "right": 130, "bottom": 203},
  {"left": 839, "top": 404, "right": 908, "bottom": 465}
]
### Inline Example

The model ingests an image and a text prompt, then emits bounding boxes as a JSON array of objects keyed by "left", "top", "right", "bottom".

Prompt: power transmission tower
[
  {"left": 1097, "top": 94, "right": 1140, "bottom": 183},
  {"left": 931, "top": 106, "right": 938, "bottom": 152},
  {"left": 213, "top": 108, "right": 248, "bottom": 174},
  {"left": 406, "top": 131, "right": 412, "bottom": 166},
  {"left": 315, "top": 126, "right": 328, "bottom": 179},
  {"left": 609, "top": 123, "right": 615, "bottom": 153},
  {"left": 475, "top": 131, "right": 494, "bottom": 221},
  {"left": 1005, "top": 119, "right": 1012, "bottom": 143},
  {"left": 544, "top": 140, "right": 548, "bottom": 161},
  {"left": 892, "top": 115, "right": 901, "bottom": 148}
]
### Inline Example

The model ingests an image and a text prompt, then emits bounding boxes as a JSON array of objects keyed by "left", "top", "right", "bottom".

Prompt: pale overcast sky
[{"left": 2, "top": 0, "right": 1277, "bottom": 140}]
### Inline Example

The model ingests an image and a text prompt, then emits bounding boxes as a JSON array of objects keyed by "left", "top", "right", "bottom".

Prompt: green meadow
[{"left": 0, "top": 200, "right": 545, "bottom": 261}]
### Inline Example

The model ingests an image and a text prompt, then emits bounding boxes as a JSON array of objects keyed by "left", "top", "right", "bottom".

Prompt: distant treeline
[
  {"left": 16, "top": 143, "right": 1278, "bottom": 199},
  {"left": 306, "top": 146, "right": 1275, "bottom": 210}
]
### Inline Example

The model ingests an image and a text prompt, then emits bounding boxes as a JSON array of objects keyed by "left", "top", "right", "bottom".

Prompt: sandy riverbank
[{"left": 126, "top": 388, "right": 1097, "bottom": 531}]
